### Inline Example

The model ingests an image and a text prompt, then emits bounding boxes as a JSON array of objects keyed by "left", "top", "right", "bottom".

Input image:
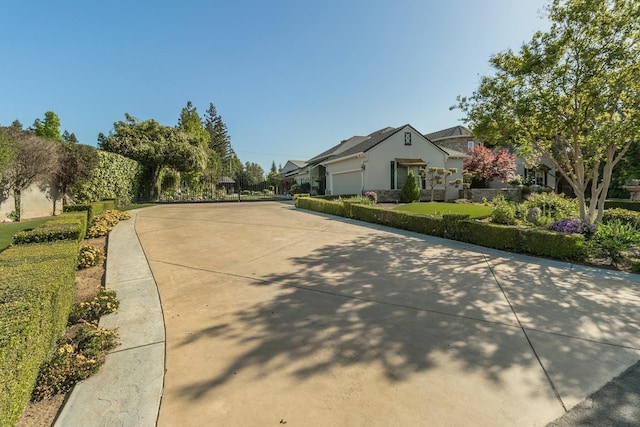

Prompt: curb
[{"left": 54, "top": 209, "right": 165, "bottom": 427}]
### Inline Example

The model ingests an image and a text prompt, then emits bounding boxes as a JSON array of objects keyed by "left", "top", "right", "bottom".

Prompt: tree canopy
[
  {"left": 32, "top": 111, "right": 62, "bottom": 141},
  {"left": 456, "top": 0, "right": 640, "bottom": 223},
  {"left": 0, "top": 128, "right": 60, "bottom": 221},
  {"left": 463, "top": 145, "right": 516, "bottom": 188},
  {"left": 0, "top": 127, "right": 17, "bottom": 177},
  {"left": 98, "top": 114, "right": 207, "bottom": 200},
  {"left": 56, "top": 142, "right": 99, "bottom": 205}
]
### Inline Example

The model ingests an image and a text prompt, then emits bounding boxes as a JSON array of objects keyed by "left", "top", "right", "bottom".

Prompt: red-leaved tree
[{"left": 463, "top": 145, "right": 515, "bottom": 188}]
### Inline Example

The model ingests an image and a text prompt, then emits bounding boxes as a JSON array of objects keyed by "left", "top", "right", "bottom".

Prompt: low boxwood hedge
[
  {"left": 12, "top": 211, "right": 87, "bottom": 245},
  {"left": 0, "top": 240, "right": 78, "bottom": 427},
  {"left": 296, "top": 198, "right": 586, "bottom": 261}
]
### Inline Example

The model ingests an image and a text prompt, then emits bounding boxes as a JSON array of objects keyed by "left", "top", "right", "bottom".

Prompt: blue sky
[{"left": 1, "top": 0, "right": 549, "bottom": 172}]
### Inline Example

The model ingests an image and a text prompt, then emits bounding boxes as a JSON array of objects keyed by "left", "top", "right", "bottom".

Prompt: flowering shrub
[
  {"left": 86, "top": 209, "right": 130, "bottom": 238},
  {"left": 68, "top": 289, "right": 119, "bottom": 324},
  {"left": 547, "top": 218, "right": 597, "bottom": 236},
  {"left": 31, "top": 322, "right": 118, "bottom": 401},
  {"left": 78, "top": 244, "right": 104, "bottom": 269}
]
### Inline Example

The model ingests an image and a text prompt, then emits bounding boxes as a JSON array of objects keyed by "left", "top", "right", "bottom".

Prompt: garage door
[{"left": 332, "top": 171, "right": 361, "bottom": 195}]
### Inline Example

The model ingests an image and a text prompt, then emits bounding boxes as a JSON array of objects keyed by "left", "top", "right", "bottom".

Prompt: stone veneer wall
[{"left": 459, "top": 188, "right": 522, "bottom": 203}]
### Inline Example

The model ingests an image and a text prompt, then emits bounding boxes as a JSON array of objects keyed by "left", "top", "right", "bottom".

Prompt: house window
[
  {"left": 467, "top": 141, "right": 475, "bottom": 150},
  {"left": 404, "top": 132, "right": 412, "bottom": 145},
  {"left": 525, "top": 168, "right": 547, "bottom": 186}
]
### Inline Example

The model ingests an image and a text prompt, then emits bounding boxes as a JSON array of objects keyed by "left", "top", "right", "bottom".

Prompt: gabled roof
[
  {"left": 288, "top": 160, "right": 308, "bottom": 168},
  {"left": 438, "top": 146, "right": 469, "bottom": 158},
  {"left": 307, "top": 135, "right": 369, "bottom": 164},
  {"left": 333, "top": 124, "right": 450, "bottom": 161},
  {"left": 424, "top": 125, "right": 473, "bottom": 141},
  {"left": 329, "top": 126, "right": 402, "bottom": 159}
]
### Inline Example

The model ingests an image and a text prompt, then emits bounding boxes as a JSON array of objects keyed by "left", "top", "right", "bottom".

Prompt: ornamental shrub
[
  {"left": 78, "top": 244, "right": 104, "bottom": 269},
  {"left": 491, "top": 195, "right": 517, "bottom": 225},
  {"left": 31, "top": 322, "right": 118, "bottom": 401},
  {"left": 589, "top": 219, "right": 640, "bottom": 264},
  {"left": 400, "top": 170, "right": 420, "bottom": 203},
  {"left": 547, "top": 218, "right": 597, "bottom": 236},
  {"left": 68, "top": 289, "right": 119, "bottom": 325},
  {"left": 86, "top": 209, "right": 131, "bottom": 238},
  {"left": 602, "top": 208, "right": 640, "bottom": 230},
  {"left": 522, "top": 192, "right": 578, "bottom": 220}
]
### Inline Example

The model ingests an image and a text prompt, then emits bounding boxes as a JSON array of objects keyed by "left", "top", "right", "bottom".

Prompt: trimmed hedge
[
  {"left": 0, "top": 240, "right": 78, "bottom": 427},
  {"left": 12, "top": 211, "right": 88, "bottom": 245},
  {"left": 63, "top": 200, "right": 116, "bottom": 231},
  {"left": 604, "top": 200, "right": 640, "bottom": 212},
  {"left": 296, "top": 198, "right": 586, "bottom": 261}
]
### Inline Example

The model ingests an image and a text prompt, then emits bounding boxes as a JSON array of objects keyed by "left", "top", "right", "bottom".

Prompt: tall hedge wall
[{"left": 74, "top": 150, "right": 141, "bottom": 207}]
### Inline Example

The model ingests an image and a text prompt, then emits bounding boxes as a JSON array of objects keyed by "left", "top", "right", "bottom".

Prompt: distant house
[
  {"left": 285, "top": 124, "right": 466, "bottom": 202},
  {"left": 280, "top": 160, "right": 308, "bottom": 177},
  {"left": 217, "top": 176, "right": 236, "bottom": 194},
  {"left": 424, "top": 125, "right": 478, "bottom": 153},
  {"left": 427, "top": 125, "right": 558, "bottom": 191}
]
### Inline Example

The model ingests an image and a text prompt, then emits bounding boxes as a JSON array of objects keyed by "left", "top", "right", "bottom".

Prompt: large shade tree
[
  {"left": 0, "top": 128, "right": 60, "bottom": 221},
  {"left": 456, "top": 0, "right": 640, "bottom": 223},
  {"left": 98, "top": 114, "right": 207, "bottom": 200},
  {"left": 56, "top": 142, "right": 99, "bottom": 206}
]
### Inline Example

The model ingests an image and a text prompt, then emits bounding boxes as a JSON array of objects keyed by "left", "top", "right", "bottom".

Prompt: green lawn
[
  {"left": 393, "top": 202, "right": 493, "bottom": 219},
  {"left": 0, "top": 217, "right": 52, "bottom": 252}
]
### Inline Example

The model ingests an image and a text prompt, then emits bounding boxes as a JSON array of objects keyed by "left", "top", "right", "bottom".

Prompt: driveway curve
[{"left": 134, "top": 201, "right": 640, "bottom": 426}]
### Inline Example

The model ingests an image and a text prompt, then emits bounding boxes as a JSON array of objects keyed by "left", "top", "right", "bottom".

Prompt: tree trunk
[{"left": 13, "top": 189, "right": 21, "bottom": 222}]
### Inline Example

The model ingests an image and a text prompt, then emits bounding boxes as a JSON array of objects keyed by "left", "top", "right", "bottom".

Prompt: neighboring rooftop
[{"left": 424, "top": 125, "right": 473, "bottom": 141}]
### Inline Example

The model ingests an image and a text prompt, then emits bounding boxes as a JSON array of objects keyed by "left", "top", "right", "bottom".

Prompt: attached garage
[{"left": 331, "top": 170, "right": 362, "bottom": 195}]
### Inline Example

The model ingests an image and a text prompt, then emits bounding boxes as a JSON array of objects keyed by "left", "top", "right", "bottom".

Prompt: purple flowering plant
[{"left": 547, "top": 218, "right": 597, "bottom": 236}]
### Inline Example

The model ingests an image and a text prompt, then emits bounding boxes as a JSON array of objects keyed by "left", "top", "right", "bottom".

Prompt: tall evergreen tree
[
  {"left": 177, "top": 101, "right": 209, "bottom": 148},
  {"left": 204, "top": 103, "right": 232, "bottom": 160},
  {"left": 62, "top": 130, "right": 79, "bottom": 143},
  {"left": 32, "top": 111, "right": 62, "bottom": 141}
]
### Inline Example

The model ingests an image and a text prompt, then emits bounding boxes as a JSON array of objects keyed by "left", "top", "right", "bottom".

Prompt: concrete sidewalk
[
  {"left": 54, "top": 209, "right": 165, "bottom": 427},
  {"left": 54, "top": 202, "right": 640, "bottom": 426}
]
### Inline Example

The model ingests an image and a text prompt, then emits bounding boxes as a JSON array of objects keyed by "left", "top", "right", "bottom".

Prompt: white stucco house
[{"left": 286, "top": 125, "right": 467, "bottom": 201}]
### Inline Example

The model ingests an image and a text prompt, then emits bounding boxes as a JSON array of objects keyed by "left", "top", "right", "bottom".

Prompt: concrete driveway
[{"left": 134, "top": 201, "right": 640, "bottom": 426}]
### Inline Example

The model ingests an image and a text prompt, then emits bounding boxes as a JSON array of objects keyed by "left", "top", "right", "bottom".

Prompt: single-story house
[
  {"left": 277, "top": 160, "right": 308, "bottom": 194},
  {"left": 285, "top": 124, "right": 467, "bottom": 202}
]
